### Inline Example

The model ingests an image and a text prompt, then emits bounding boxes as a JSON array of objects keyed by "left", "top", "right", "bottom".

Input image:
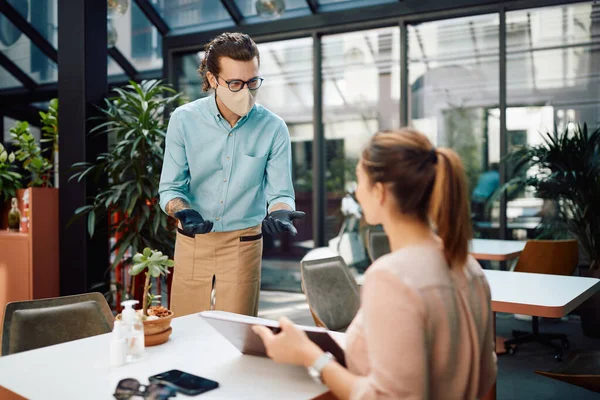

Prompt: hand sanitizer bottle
[
  {"left": 109, "top": 320, "right": 126, "bottom": 367},
  {"left": 121, "top": 300, "right": 144, "bottom": 361}
]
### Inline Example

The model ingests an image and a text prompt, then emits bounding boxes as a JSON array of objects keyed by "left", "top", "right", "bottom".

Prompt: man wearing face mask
[{"left": 159, "top": 32, "right": 304, "bottom": 318}]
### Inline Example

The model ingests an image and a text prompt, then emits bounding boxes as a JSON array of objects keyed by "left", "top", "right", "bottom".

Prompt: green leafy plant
[
  {"left": 39, "top": 98, "right": 59, "bottom": 185},
  {"left": 70, "top": 80, "right": 181, "bottom": 282},
  {"left": 0, "top": 143, "right": 23, "bottom": 203},
  {"left": 10, "top": 121, "right": 53, "bottom": 187},
  {"left": 502, "top": 124, "right": 600, "bottom": 269},
  {"left": 129, "top": 247, "right": 174, "bottom": 316}
]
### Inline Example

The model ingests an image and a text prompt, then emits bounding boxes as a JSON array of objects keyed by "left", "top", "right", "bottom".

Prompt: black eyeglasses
[
  {"left": 113, "top": 378, "right": 176, "bottom": 400},
  {"left": 215, "top": 75, "right": 264, "bottom": 92}
]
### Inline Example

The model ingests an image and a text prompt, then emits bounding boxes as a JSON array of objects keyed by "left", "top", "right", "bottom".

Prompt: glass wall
[
  {"left": 164, "top": 0, "right": 600, "bottom": 290},
  {"left": 408, "top": 15, "right": 500, "bottom": 238},
  {"left": 322, "top": 26, "right": 400, "bottom": 246},
  {"left": 505, "top": 2, "right": 600, "bottom": 239}
]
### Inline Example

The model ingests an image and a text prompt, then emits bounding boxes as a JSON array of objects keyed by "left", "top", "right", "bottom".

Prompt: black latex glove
[
  {"left": 262, "top": 210, "right": 306, "bottom": 236},
  {"left": 175, "top": 209, "right": 213, "bottom": 235}
]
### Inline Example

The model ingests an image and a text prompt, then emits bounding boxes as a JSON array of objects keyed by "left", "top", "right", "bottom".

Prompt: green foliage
[
  {"left": 0, "top": 143, "right": 23, "bottom": 203},
  {"left": 130, "top": 247, "right": 174, "bottom": 315},
  {"left": 502, "top": 124, "right": 600, "bottom": 269},
  {"left": 70, "top": 80, "right": 181, "bottom": 275},
  {"left": 39, "top": 98, "right": 59, "bottom": 167},
  {"left": 10, "top": 121, "right": 53, "bottom": 187}
]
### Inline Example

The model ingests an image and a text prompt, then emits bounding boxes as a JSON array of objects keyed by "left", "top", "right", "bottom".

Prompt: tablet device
[{"left": 199, "top": 311, "right": 346, "bottom": 367}]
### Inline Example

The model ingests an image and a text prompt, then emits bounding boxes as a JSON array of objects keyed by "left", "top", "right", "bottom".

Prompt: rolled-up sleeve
[
  {"left": 351, "top": 270, "right": 428, "bottom": 400},
  {"left": 265, "top": 121, "right": 295, "bottom": 211},
  {"left": 159, "top": 110, "right": 191, "bottom": 213}
]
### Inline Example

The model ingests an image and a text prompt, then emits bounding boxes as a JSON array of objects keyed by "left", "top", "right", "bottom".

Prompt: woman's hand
[{"left": 253, "top": 317, "right": 324, "bottom": 367}]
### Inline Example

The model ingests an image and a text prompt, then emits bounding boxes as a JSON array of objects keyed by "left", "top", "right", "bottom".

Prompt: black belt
[{"left": 177, "top": 227, "right": 262, "bottom": 242}]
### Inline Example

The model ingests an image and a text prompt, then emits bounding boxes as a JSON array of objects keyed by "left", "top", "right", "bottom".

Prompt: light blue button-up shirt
[{"left": 159, "top": 95, "right": 295, "bottom": 232}]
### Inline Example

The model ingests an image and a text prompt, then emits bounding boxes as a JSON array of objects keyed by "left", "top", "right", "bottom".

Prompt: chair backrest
[
  {"left": 2, "top": 293, "right": 114, "bottom": 356},
  {"left": 366, "top": 229, "right": 391, "bottom": 262},
  {"left": 514, "top": 239, "right": 579, "bottom": 276},
  {"left": 300, "top": 256, "right": 360, "bottom": 332}
]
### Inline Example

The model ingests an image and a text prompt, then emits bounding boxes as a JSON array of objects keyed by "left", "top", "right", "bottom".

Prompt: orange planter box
[{"left": 0, "top": 188, "right": 59, "bottom": 344}]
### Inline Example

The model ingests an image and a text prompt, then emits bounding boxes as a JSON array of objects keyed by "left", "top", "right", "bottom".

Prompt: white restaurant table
[
  {"left": 470, "top": 239, "right": 526, "bottom": 261},
  {"left": 0, "top": 314, "right": 332, "bottom": 400}
]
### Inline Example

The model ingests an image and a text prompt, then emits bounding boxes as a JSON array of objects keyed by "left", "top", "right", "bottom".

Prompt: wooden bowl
[{"left": 145, "top": 327, "right": 172, "bottom": 347}]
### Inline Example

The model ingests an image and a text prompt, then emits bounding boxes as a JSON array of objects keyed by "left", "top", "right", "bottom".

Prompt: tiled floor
[{"left": 258, "top": 290, "right": 600, "bottom": 400}]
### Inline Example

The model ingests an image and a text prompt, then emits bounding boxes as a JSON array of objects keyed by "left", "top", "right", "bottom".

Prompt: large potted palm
[
  {"left": 503, "top": 124, "right": 600, "bottom": 337},
  {"left": 70, "top": 80, "right": 181, "bottom": 309}
]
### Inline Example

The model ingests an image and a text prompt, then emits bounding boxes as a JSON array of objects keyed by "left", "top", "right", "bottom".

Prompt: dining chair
[
  {"left": 504, "top": 239, "right": 579, "bottom": 361},
  {"left": 300, "top": 255, "right": 361, "bottom": 332},
  {"left": 366, "top": 228, "right": 390, "bottom": 262},
  {"left": 2, "top": 293, "right": 114, "bottom": 356},
  {"left": 535, "top": 351, "right": 600, "bottom": 392}
]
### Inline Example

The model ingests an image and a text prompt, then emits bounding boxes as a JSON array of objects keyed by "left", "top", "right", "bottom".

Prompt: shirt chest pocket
[{"left": 237, "top": 153, "right": 268, "bottom": 188}]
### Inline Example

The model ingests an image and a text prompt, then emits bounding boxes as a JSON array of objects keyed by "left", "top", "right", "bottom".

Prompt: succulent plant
[{"left": 130, "top": 247, "right": 174, "bottom": 316}]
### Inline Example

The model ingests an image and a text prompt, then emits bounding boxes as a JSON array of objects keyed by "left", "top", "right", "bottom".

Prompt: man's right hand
[{"left": 175, "top": 209, "right": 213, "bottom": 235}]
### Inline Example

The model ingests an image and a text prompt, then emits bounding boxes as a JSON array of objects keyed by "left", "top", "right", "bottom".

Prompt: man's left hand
[{"left": 263, "top": 210, "right": 305, "bottom": 236}]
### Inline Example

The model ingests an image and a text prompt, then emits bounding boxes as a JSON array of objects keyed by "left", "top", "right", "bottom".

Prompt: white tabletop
[
  {"left": 483, "top": 269, "right": 600, "bottom": 318},
  {"left": 0, "top": 314, "right": 330, "bottom": 400},
  {"left": 470, "top": 239, "right": 526, "bottom": 261}
]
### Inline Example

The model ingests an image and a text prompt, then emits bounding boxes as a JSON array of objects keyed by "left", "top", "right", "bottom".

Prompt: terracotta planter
[
  {"left": 578, "top": 269, "right": 600, "bottom": 338},
  {"left": 117, "top": 310, "right": 174, "bottom": 346}
]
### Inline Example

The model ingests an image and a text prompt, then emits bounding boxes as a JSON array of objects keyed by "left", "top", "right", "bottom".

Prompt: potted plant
[
  {"left": 0, "top": 144, "right": 22, "bottom": 205},
  {"left": 127, "top": 247, "right": 175, "bottom": 346},
  {"left": 503, "top": 124, "right": 600, "bottom": 337},
  {"left": 69, "top": 80, "right": 181, "bottom": 308}
]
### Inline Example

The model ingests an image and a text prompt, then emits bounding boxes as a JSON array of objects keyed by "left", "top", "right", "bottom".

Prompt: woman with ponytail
[{"left": 254, "top": 128, "right": 497, "bottom": 399}]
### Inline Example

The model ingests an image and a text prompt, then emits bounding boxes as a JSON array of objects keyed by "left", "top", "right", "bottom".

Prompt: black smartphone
[{"left": 148, "top": 369, "right": 219, "bottom": 396}]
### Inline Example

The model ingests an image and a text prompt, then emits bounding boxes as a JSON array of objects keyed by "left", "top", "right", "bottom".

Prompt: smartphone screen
[{"left": 149, "top": 369, "right": 219, "bottom": 396}]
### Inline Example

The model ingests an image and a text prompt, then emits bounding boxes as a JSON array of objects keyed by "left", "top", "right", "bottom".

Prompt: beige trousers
[{"left": 170, "top": 224, "right": 263, "bottom": 317}]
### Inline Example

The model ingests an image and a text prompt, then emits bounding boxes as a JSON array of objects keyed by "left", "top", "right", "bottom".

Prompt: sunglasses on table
[{"left": 113, "top": 378, "right": 176, "bottom": 400}]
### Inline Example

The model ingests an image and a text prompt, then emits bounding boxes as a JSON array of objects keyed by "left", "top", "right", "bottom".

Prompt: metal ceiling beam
[
  {"left": 306, "top": 0, "right": 319, "bottom": 14},
  {"left": 133, "top": 0, "right": 170, "bottom": 36},
  {"left": 220, "top": 0, "right": 244, "bottom": 26},
  {"left": 0, "top": 0, "right": 58, "bottom": 63},
  {"left": 0, "top": 52, "right": 36, "bottom": 91},
  {"left": 108, "top": 47, "right": 138, "bottom": 81}
]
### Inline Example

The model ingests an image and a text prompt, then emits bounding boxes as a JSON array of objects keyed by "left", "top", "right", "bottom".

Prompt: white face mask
[{"left": 215, "top": 84, "right": 258, "bottom": 117}]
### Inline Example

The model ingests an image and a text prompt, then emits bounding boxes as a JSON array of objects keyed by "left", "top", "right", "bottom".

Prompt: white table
[
  {"left": 484, "top": 269, "right": 600, "bottom": 317},
  {"left": 470, "top": 239, "right": 526, "bottom": 261},
  {"left": 0, "top": 314, "right": 330, "bottom": 400}
]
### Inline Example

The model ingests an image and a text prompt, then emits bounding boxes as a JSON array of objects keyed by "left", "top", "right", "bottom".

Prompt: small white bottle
[
  {"left": 121, "top": 300, "right": 145, "bottom": 361},
  {"left": 109, "top": 320, "right": 127, "bottom": 367}
]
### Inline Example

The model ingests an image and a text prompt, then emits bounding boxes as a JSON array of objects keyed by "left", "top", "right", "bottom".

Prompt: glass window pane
[
  {"left": 0, "top": 65, "right": 21, "bottom": 89},
  {"left": 234, "top": 0, "right": 310, "bottom": 21},
  {"left": 108, "top": 55, "right": 126, "bottom": 76},
  {"left": 506, "top": 2, "right": 600, "bottom": 241},
  {"left": 13, "top": 0, "right": 58, "bottom": 48},
  {"left": 408, "top": 15, "right": 500, "bottom": 240},
  {"left": 152, "top": 0, "right": 233, "bottom": 33},
  {"left": 109, "top": 0, "right": 163, "bottom": 72},
  {"left": 318, "top": 0, "right": 396, "bottom": 11},
  {"left": 323, "top": 26, "right": 400, "bottom": 250},
  {"left": 0, "top": 20, "right": 58, "bottom": 84}
]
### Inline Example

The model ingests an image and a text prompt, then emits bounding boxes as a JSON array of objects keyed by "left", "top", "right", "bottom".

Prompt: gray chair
[
  {"left": 300, "top": 255, "right": 360, "bottom": 332},
  {"left": 366, "top": 229, "right": 391, "bottom": 262},
  {"left": 2, "top": 293, "right": 114, "bottom": 356}
]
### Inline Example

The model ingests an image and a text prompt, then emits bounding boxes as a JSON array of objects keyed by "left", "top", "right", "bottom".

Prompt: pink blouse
[{"left": 345, "top": 245, "right": 497, "bottom": 400}]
